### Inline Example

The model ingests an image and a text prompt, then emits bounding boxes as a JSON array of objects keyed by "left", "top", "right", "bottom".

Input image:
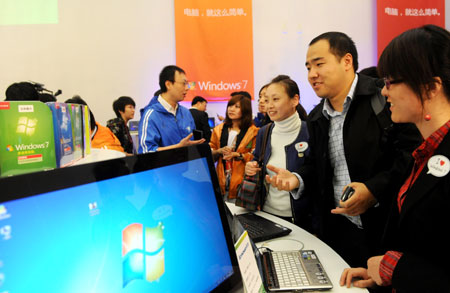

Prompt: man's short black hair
[
  {"left": 5, "top": 82, "right": 39, "bottom": 101},
  {"left": 309, "top": 31, "right": 359, "bottom": 72},
  {"left": 159, "top": 65, "right": 185, "bottom": 93},
  {"left": 191, "top": 96, "right": 207, "bottom": 106},
  {"left": 153, "top": 89, "right": 162, "bottom": 97},
  {"left": 112, "top": 96, "right": 135, "bottom": 118}
]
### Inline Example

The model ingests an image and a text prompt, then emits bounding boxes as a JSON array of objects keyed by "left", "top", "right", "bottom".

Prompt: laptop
[
  {"left": 225, "top": 206, "right": 333, "bottom": 292},
  {"left": 236, "top": 212, "right": 292, "bottom": 242},
  {"left": 0, "top": 144, "right": 241, "bottom": 292},
  {"left": 260, "top": 248, "right": 333, "bottom": 291}
]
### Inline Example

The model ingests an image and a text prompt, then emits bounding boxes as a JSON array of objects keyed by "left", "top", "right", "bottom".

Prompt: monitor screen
[
  {"left": 0, "top": 145, "right": 240, "bottom": 292},
  {"left": 208, "top": 117, "right": 215, "bottom": 128},
  {"left": 128, "top": 120, "right": 139, "bottom": 132}
]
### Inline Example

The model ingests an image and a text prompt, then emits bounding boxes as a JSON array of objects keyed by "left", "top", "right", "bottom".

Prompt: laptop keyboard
[
  {"left": 236, "top": 213, "right": 292, "bottom": 242},
  {"left": 263, "top": 250, "right": 332, "bottom": 290},
  {"left": 238, "top": 218, "right": 265, "bottom": 239},
  {"left": 271, "top": 251, "right": 309, "bottom": 288}
]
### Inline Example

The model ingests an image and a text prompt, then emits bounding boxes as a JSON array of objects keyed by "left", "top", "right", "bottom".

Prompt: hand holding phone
[
  {"left": 341, "top": 186, "right": 355, "bottom": 202},
  {"left": 193, "top": 129, "right": 203, "bottom": 140},
  {"left": 216, "top": 113, "right": 225, "bottom": 121}
]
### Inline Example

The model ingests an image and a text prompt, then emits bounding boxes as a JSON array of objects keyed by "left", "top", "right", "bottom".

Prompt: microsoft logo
[
  {"left": 122, "top": 222, "right": 165, "bottom": 287},
  {"left": 16, "top": 116, "right": 37, "bottom": 136}
]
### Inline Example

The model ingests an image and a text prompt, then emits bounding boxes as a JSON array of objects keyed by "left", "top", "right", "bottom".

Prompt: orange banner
[
  {"left": 175, "top": 0, "right": 254, "bottom": 102},
  {"left": 377, "top": 0, "right": 445, "bottom": 59}
]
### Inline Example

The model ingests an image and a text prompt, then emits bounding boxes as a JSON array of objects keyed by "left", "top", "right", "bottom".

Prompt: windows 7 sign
[{"left": 122, "top": 222, "right": 165, "bottom": 287}]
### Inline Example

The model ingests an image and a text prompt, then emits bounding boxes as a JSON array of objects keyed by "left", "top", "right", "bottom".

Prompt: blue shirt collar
[{"left": 322, "top": 74, "right": 358, "bottom": 119}]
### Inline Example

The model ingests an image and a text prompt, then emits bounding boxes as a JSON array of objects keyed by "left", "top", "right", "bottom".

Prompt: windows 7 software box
[
  {"left": 46, "top": 102, "right": 75, "bottom": 167},
  {"left": 0, "top": 101, "right": 57, "bottom": 177}
]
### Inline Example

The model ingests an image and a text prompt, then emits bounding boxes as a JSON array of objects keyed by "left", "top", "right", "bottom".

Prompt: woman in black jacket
[{"left": 340, "top": 24, "right": 450, "bottom": 292}]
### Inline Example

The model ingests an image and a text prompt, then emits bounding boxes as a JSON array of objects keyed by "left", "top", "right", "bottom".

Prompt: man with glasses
[
  {"left": 138, "top": 65, "right": 204, "bottom": 153},
  {"left": 265, "top": 32, "right": 421, "bottom": 268}
]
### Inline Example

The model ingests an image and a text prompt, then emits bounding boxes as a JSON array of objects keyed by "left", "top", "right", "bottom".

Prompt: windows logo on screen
[{"left": 122, "top": 222, "right": 165, "bottom": 287}]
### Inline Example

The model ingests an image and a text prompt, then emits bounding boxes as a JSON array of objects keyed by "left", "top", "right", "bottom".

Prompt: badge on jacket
[
  {"left": 427, "top": 155, "right": 450, "bottom": 177},
  {"left": 295, "top": 142, "right": 308, "bottom": 158}
]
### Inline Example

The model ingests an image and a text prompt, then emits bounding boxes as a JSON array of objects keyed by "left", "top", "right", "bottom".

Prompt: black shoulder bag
[{"left": 235, "top": 123, "right": 272, "bottom": 211}]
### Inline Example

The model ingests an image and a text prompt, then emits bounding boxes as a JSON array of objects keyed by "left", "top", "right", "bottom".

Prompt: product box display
[
  {"left": 47, "top": 102, "right": 75, "bottom": 167},
  {"left": 0, "top": 101, "right": 57, "bottom": 177},
  {"left": 81, "top": 104, "right": 92, "bottom": 156},
  {"left": 67, "top": 103, "right": 83, "bottom": 161}
]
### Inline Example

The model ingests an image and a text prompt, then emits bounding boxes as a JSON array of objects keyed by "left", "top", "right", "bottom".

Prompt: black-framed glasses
[
  {"left": 173, "top": 81, "right": 190, "bottom": 88},
  {"left": 383, "top": 77, "right": 403, "bottom": 89}
]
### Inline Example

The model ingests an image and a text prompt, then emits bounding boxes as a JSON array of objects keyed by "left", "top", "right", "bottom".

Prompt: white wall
[
  {"left": 0, "top": 0, "right": 448, "bottom": 126},
  {"left": 1, "top": 0, "right": 177, "bottom": 124}
]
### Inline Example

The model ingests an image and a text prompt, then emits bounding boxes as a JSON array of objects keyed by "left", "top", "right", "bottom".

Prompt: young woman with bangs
[{"left": 210, "top": 94, "right": 259, "bottom": 201}]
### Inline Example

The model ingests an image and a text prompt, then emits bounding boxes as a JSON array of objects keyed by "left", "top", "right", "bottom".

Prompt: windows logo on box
[
  {"left": 122, "top": 222, "right": 165, "bottom": 287},
  {"left": 16, "top": 116, "right": 37, "bottom": 136}
]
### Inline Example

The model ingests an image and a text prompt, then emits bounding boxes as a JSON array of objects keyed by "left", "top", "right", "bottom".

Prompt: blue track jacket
[{"left": 138, "top": 96, "right": 195, "bottom": 153}]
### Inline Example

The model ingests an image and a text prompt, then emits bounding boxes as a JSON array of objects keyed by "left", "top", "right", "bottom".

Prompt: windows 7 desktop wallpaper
[{"left": 0, "top": 158, "right": 233, "bottom": 292}]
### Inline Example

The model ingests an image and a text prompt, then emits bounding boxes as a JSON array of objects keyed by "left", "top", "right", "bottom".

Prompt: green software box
[{"left": 0, "top": 101, "right": 57, "bottom": 177}]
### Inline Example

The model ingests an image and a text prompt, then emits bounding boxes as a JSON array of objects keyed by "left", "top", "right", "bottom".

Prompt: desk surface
[
  {"left": 227, "top": 203, "right": 368, "bottom": 293},
  {"left": 73, "top": 148, "right": 126, "bottom": 165}
]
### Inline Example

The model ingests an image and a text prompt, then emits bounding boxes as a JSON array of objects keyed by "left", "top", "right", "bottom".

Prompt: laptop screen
[{"left": 0, "top": 144, "right": 240, "bottom": 292}]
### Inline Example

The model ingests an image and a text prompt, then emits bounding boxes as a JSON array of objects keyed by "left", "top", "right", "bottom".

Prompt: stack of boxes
[
  {"left": 67, "top": 103, "right": 83, "bottom": 161},
  {"left": 0, "top": 101, "right": 92, "bottom": 177}
]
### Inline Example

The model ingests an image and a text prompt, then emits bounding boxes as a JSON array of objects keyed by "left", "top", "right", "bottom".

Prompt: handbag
[{"left": 235, "top": 123, "right": 272, "bottom": 211}]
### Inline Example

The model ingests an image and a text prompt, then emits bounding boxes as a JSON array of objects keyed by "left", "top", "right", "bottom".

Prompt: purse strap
[
  {"left": 258, "top": 123, "right": 273, "bottom": 167},
  {"left": 255, "top": 123, "right": 272, "bottom": 209}
]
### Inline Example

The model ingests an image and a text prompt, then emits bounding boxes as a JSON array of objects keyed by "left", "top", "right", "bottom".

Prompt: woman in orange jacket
[
  {"left": 210, "top": 94, "right": 258, "bottom": 200},
  {"left": 91, "top": 121, "right": 125, "bottom": 153}
]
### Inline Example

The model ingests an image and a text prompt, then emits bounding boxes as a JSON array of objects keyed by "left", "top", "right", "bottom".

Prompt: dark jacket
[
  {"left": 189, "top": 108, "right": 212, "bottom": 142},
  {"left": 253, "top": 112, "right": 270, "bottom": 127},
  {"left": 106, "top": 117, "right": 134, "bottom": 154},
  {"left": 252, "top": 121, "right": 313, "bottom": 230},
  {"left": 382, "top": 133, "right": 450, "bottom": 292},
  {"left": 297, "top": 74, "right": 421, "bottom": 250}
]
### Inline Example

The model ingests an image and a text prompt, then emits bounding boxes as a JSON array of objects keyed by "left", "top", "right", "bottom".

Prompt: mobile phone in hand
[
  {"left": 193, "top": 129, "right": 203, "bottom": 140},
  {"left": 341, "top": 186, "right": 355, "bottom": 202}
]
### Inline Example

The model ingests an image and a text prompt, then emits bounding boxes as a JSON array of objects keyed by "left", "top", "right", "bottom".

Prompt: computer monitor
[
  {"left": 208, "top": 117, "right": 215, "bottom": 128},
  {"left": 0, "top": 144, "right": 241, "bottom": 292},
  {"left": 128, "top": 120, "right": 139, "bottom": 132}
]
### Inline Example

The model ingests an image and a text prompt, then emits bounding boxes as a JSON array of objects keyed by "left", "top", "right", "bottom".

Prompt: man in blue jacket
[{"left": 138, "top": 65, "right": 204, "bottom": 153}]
